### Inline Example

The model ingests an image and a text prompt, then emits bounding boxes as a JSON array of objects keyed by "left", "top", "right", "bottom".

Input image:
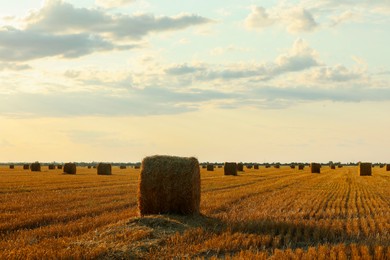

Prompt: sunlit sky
[{"left": 0, "top": 0, "right": 389, "bottom": 163}]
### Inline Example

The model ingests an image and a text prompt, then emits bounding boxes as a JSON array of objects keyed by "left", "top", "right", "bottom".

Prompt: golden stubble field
[{"left": 0, "top": 165, "right": 390, "bottom": 259}]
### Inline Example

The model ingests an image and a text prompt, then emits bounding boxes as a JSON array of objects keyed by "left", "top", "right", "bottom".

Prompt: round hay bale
[
  {"left": 298, "top": 164, "right": 305, "bottom": 170},
  {"left": 97, "top": 163, "right": 112, "bottom": 175},
  {"left": 134, "top": 165, "right": 141, "bottom": 169},
  {"left": 254, "top": 164, "right": 259, "bottom": 170},
  {"left": 120, "top": 165, "right": 127, "bottom": 169},
  {"left": 359, "top": 162, "right": 372, "bottom": 176},
  {"left": 265, "top": 164, "right": 271, "bottom": 168},
  {"left": 57, "top": 165, "right": 63, "bottom": 170},
  {"left": 386, "top": 164, "right": 390, "bottom": 171},
  {"left": 206, "top": 164, "right": 214, "bottom": 171},
  {"left": 30, "top": 162, "right": 41, "bottom": 172},
  {"left": 23, "top": 164, "right": 29, "bottom": 170},
  {"left": 138, "top": 155, "right": 200, "bottom": 216},
  {"left": 218, "top": 165, "right": 222, "bottom": 168},
  {"left": 237, "top": 163, "right": 244, "bottom": 172},
  {"left": 48, "top": 164, "right": 55, "bottom": 170},
  {"left": 338, "top": 165, "right": 343, "bottom": 168},
  {"left": 330, "top": 164, "right": 336, "bottom": 170},
  {"left": 246, "top": 164, "right": 253, "bottom": 169},
  {"left": 9, "top": 165, "right": 14, "bottom": 169},
  {"left": 290, "top": 164, "right": 296, "bottom": 169},
  {"left": 274, "top": 164, "right": 280, "bottom": 169},
  {"left": 224, "top": 162, "right": 237, "bottom": 176},
  {"left": 87, "top": 165, "right": 92, "bottom": 169},
  {"left": 63, "top": 163, "right": 76, "bottom": 174},
  {"left": 310, "top": 163, "right": 321, "bottom": 173}
]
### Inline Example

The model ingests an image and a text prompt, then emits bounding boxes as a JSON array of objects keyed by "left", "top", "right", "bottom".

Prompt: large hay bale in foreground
[
  {"left": 23, "top": 164, "right": 29, "bottom": 170},
  {"left": 9, "top": 165, "right": 14, "bottom": 169},
  {"left": 298, "top": 164, "right": 305, "bottom": 170},
  {"left": 237, "top": 163, "right": 244, "bottom": 171},
  {"left": 224, "top": 162, "right": 238, "bottom": 176},
  {"left": 48, "top": 164, "right": 55, "bottom": 170},
  {"left": 97, "top": 163, "right": 112, "bottom": 175},
  {"left": 138, "top": 155, "right": 200, "bottom": 216},
  {"left": 206, "top": 164, "right": 214, "bottom": 171},
  {"left": 63, "top": 163, "right": 76, "bottom": 174},
  {"left": 359, "top": 162, "right": 372, "bottom": 176},
  {"left": 30, "top": 162, "right": 41, "bottom": 172},
  {"left": 386, "top": 164, "right": 390, "bottom": 171},
  {"left": 310, "top": 163, "right": 321, "bottom": 173}
]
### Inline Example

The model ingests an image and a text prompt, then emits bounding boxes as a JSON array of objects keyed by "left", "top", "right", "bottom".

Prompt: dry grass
[{"left": 0, "top": 165, "right": 390, "bottom": 259}]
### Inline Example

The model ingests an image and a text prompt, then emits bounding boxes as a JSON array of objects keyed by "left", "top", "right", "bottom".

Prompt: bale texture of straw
[
  {"left": 97, "top": 163, "right": 112, "bottom": 175},
  {"left": 237, "top": 163, "right": 244, "bottom": 172},
  {"left": 138, "top": 155, "right": 200, "bottom": 215},
  {"left": 224, "top": 162, "right": 237, "bottom": 176},
  {"left": 310, "top": 163, "right": 321, "bottom": 173},
  {"left": 63, "top": 163, "right": 76, "bottom": 174},
  {"left": 359, "top": 162, "right": 372, "bottom": 176},
  {"left": 30, "top": 162, "right": 41, "bottom": 172}
]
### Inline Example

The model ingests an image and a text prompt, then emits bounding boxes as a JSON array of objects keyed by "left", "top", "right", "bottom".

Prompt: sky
[{"left": 0, "top": 0, "right": 389, "bottom": 163}]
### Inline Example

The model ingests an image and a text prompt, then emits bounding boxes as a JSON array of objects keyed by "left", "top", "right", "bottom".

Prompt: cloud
[
  {"left": 330, "top": 10, "right": 360, "bottom": 27},
  {"left": 308, "top": 65, "right": 363, "bottom": 82},
  {"left": 245, "top": 6, "right": 318, "bottom": 33},
  {"left": 274, "top": 39, "right": 320, "bottom": 74},
  {"left": 24, "top": 0, "right": 212, "bottom": 40},
  {"left": 245, "top": 6, "right": 275, "bottom": 30},
  {"left": 95, "top": 0, "right": 135, "bottom": 8},
  {"left": 0, "top": 27, "right": 126, "bottom": 61},
  {"left": 0, "top": 62, "right": 31, "bottom": 71}
]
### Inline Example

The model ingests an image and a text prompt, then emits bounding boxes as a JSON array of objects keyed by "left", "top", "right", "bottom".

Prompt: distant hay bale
[
  {"left": 120, "top": 165, "right": 126, "bottom": 169},
  {"left": 246, "top": 164, "right": 253, "bottom": 169},
  {"left": 298, "top": 164, "right": 305, "bottom": 170},
  {"left": 310, "top": 163, "right": 321, "bottom": 173},
  {"left": 134, "top": 165, "right": 141, "bottom": 169},
  {"left": 23, "top": 164, "right": 29, "bottom": 170},
  {"left": 48, "top": 164, "right": 55, "bottom": 170},
  {"left": 9, "top": 165, "right": 14, "bottom": 169},
  {"left": 92, "top": 165, "right": 97, "bottom": 169},
  {"left": 57, "top": 165, "right": 63, "bottom": 170},
  {"left": 206, "top": 164, "right": 214, "bottom": 171},
  {"left": 379, "top": 164, "right": 384, "bottom": 168},
  {"left": 97, "top": 163, "right": 112, "bottom": 175},
  {"left": 138, "top": 155, "right": 200, "bottom": 216},
  {"left": 87, "top": 165, "right": 91, "bottom": 169},
  {"left": 218, "top": 165, "right": 222, "bottom": 168},
  {"left": 290, "top": 164, "right": 296, "bottom": 169},
  {"left": 358, "top": 162, "right": 372, "bottom": 176},
  {"left": 330, "top": 164, "right": 336, "bottom": 169},
  {"left": 30, "top": 162, "right": 41, "bottom": 172},
  {"left": 201, "top": 165, "right": 206, "bottom": 169},
  {"left": 224, "top": 162, "right": 237, "bottom": 176},
  {"left": 265, "top": 164, "right": 271, "bottom": 168},
  {"left": 338, "top": 165, "right": 343, "bottom": 168},
  {"left": 237, "top": 163, "right": 244, "bottom": 172},
  {"left": 63, "top": 163, "right": 76, "bottom": 174},
  {"left": 254, "top": 164, "right": 259, "bottom": 170},
  {"left": 274, "top": 164, "right": 280, "bottom": 169},
  {"left": 386, "top": 164, "right": 390, "bottom": 171}
]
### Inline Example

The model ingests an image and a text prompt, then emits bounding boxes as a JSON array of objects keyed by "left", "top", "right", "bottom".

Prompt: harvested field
[{"left": 0, "top": 165, "right": 390, "bottom": 259}]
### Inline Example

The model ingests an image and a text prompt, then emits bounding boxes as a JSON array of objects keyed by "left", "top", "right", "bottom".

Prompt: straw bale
[
  {"left": 310, "top": 163, "right": 321, "bottom": 173},
  {"left": 63, "top": 163, "right": 76, "bottom": 174},
  {"left": 97, "top": 163, "right": 112, "bottom": 175},
  {"left": 30, "top": 162, "right": 41, "bottom": 172},
  {"left": 138, "top": 155, "right": 200, "bottom": 215},
  {"left": 359, "top": 162, "right": 372, "bottom": 176},
  {"left": 224, "top": 162, "right": 237, "bottom": 176}
]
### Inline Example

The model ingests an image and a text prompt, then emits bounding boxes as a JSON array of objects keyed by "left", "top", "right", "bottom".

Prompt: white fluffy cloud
[{"left": 245, "top": 6, "right": 318, "bottom": 33}]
